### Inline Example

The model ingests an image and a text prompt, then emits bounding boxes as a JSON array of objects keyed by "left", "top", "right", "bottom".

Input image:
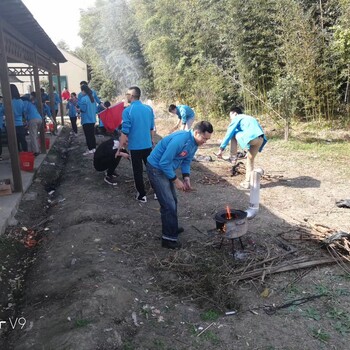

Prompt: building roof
[{"left": 0, "top": 0, "right": 66, "bottom": 63}]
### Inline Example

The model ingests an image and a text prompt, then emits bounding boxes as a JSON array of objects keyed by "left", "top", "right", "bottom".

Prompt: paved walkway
[{"left": 0, "top": 128, "right": 62, "bottom": 234}]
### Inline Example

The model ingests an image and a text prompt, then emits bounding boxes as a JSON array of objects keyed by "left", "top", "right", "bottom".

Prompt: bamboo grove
[{"left": 77, "top": 0, "right": 350, "bottom": 123}]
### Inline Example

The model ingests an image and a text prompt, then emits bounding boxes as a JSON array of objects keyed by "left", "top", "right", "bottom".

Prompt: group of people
[
  {"left": 89, "top": 85, "right": 266, "bottom": 249},
  {"left": 2, "top": 80, "right": 267, "bottom": 250},
  {"left": 0, "top": 84, "right": 61, "bottom": 159}
]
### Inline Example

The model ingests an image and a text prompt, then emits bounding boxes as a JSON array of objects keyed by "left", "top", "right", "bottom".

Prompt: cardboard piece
[{"left": 0, "top": 178, "right": 12, "bottom": 196}]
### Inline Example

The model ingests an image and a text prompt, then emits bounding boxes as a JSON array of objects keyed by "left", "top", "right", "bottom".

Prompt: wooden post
[
  {"left": 56, "top": 64, "right": 65, "bottom": 126},
  {"left": 0, "top": 23, "right": 23, "bottom": 192},
  {"left": 48, "top": 70, "right": 57, "bottom": 133},
  {"left": 33, "top": 64, "right": 46, "bottom": 154}
]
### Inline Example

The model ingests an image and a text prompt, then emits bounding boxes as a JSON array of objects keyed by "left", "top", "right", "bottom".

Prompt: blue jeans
[{"left": 146, "top": 163, "right": 179, "bottom": 241}]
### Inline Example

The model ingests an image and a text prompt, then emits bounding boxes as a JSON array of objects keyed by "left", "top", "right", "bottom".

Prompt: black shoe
[
  {"left": 161, "top": 239, "right": 182, "bottom": 250},
  {"left": 104, "top": 175, "right": 118, "bottom": 186},
  {"left": 178, "top": 227, "right": 184, "bottom": 234},
  {"left": 34, "top": 152, "right": 40, "bottom": 157}
]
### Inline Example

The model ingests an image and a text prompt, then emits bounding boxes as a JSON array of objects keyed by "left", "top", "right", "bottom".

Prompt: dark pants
[
  {"left": 0, "top": 128, "right": 2, "bottom": 156},
  {"left": 16, "top": 126, "right": 28, "bottom": 152},
  {"left": 130, "top": 148, "right": 152, "bottom": 198},
  {"left": 82, "top": 123, "right": 96, "bottom": 150},
  {"left": 70, "top": 117, "right": 78, "bottom": 134},
  {"left": 94, "top": 152, "right": 121, "bottom": 176},
  {"left": 146, "top": 163, "right": 179, "bottom": 241}
]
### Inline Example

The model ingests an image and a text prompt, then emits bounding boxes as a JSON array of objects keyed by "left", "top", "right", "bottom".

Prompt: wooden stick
[{"left": 197, "top": 322, "right": 214, "bottom": 337}]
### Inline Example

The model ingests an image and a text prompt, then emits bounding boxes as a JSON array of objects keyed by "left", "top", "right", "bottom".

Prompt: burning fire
[{"left": 226, "top": 206, "right": 232, "bottom": 220}]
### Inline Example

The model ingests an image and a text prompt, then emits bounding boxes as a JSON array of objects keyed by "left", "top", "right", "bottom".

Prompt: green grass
[
  {"left": 303, "top": 307, "right": 321, "bottom": 321},
  {"left": 311, "top": 328, "right": 330, "bottom": 343},
  {"left": 200, "top": 310, "right": 220, "bottom": 321},
  {"left": 202, "top": 330, "right": 220, "bottom": 345},
  {"left": 269, "top": 138, "right": 350, "bottom": 157},
  {"left": 74, "top": 319, "right": 91, "bottom": 328}
]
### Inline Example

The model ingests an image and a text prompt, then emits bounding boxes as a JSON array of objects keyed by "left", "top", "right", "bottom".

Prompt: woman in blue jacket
[
  {"left": 22, "top": 95, "right": 42, "bottom": 156},
  {"left": 77, "top": 85, "right": 96, "bottom": 155},
  {"left": 10, "top": 84, "right": 28, "bottom": 152},
  {"left": 66, "top": 92, "right": 78, "bottom": 135},
  {"left": 216, "top": 106, "right": 267, "bottom": 189}
]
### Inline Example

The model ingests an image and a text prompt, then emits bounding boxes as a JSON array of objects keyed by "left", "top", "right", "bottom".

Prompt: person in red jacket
[{"left": 61, "top": 87, "right": 70, "bottom": 101}]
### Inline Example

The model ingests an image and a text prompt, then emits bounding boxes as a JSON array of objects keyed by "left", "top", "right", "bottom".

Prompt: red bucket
[
  {"left": 19, "top": 152, "right": 34, "bottom": 172},
  {"left": 37, "top": 138, "right": 50, "bottom": 150},
  {"left": 48, "top": 123, "right": 54, "bottom": 132}
]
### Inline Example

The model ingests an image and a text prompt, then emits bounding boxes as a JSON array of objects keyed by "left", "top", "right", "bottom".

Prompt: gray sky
[{"left": 22, "top": 0, "right": 96, "bottom": 50}]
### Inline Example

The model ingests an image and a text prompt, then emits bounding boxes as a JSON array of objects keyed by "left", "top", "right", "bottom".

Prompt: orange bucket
[{"left": 19, "top": 152, "right": 34, "bottom": 172}]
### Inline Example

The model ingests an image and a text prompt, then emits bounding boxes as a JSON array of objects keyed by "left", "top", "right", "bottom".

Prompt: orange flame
[{"left": 226, "top": 206, "right": 232, "bottom": 220}]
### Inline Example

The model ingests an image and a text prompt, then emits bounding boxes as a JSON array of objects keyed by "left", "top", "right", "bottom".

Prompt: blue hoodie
[
  {"left": 147, "top": 130, "right": 198, "bottom": 180},
  {"left": 54, "top": 92, "right": 61, "bottom": 110},
  {"left": 78, "top": 89, "right": 101, "bottom": 105},
  {"left": 176, "top": 105, "right": 195, "bottom": 125},
  {"left": 79, "top": 95, "right": 96, "bottom": 125},
  {"left": 66, "top": 98, "right": 78, "bottom": 118},
  {"left": 23, "top": 100, "right": 42, "bottom": 121},
  {"left": 12, "top": 99, "right": 25, "bottom": 126},
  {"left": 121, "top": 100, "right": 154, "bottom": 150},
  {"left": 220, "top": 114, "right": 267, "bottom": 152}
]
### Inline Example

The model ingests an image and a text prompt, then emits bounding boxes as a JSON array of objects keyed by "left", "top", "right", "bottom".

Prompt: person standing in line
[
  {"left": 0, "top": 95, "right": 4, "bottom": 161},
  {"left": 10, "top": 84, "right": 27, "bottom": 152},
  {"left": 52, "top": 87, "right": 61, "bottom": 117},
  {"left": 77, "top": 85, "right": 97, "bottom": 156},
  {"left": 117, "top": 86, "right": 155, "bottom": 203},
  {"left": 78, "top": 81, "right": 104, "bottom": 110},
  {"left": 40, "top": 88, "right": 49, "bottom": 104},
  {"left": 147, "top": 121, "right": 213, "bottom": 249},
  {"left": 22, "top": 96, "right": 42, "bottom": 156},
  {"left": 169, "top": 104, "right": 195, "bottom": 131},
  {"left": 215, "top": 106, "right": 267, "bottom": 189},
  {"left": 66, "top": 92, "right": 79, "bottom": 135}
]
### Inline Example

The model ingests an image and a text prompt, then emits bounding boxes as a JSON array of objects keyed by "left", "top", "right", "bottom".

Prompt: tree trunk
[{"left": 284, "top": 119, "right": 290, "bottom": 141}]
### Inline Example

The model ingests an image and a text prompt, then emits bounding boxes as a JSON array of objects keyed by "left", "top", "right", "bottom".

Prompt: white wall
[{"left": 58, "top": 48, "right": 88, "bottom": 94}]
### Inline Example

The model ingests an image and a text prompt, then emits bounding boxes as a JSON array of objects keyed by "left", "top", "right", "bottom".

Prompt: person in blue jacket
[
  {"left": 22, "top": 96, "right": 43, "bottom": 156},
  {"left": 52, "top": 87, "right": 61, "bottom": 117},
  {"left": 0, "top": 95, "right": 4, "bottom": 160},
  {"left": 40, "top": 88, "right": 49, "bottom": 104},
  {"left": 117, "top": 86, "right": 155, "bottom": 203},
  {"left": 10, "top": 84, "right": 27, "bottom": 152},
  {"left": 147, "top": 121, "right": 213, "bottom": 249},
  {"left": 78, "top": 81, "right": 103, "bottom": 110},
  {"left": 77, "top": 84, "right": 97, "bottom": 155},
  {"left": 216, "top": 106, "right": 267, "bottom": 189},
  {"left": 169, "top": 104, "right": 195, "bottom": 131},
  {"left": 66, "top": 92, "right": 78, "bottom": 135}
]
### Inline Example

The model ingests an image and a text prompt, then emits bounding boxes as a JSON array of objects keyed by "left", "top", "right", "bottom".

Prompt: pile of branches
[{"left": 281, "top": 222, "right": 350, "bottom": 274}]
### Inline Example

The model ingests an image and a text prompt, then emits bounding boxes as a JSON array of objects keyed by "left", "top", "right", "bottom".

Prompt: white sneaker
[
  {"left": 135, "top": 192, "right": 147, "bottom": 203},
  {"left": 83, "top": 149, "right": 95, "bottom": 156},
  {"left": 154, "top": 193, "right": 158, "bottom": 200}
]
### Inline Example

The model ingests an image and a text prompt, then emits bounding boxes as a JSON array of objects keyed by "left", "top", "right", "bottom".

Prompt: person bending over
[
  {"left": 216, "top": 106, "right": 267, "bottom": 189},
  {"left": 94, "top": 137, "right": 129, "bottom": 186},
  {"left": 147, "top": 121, "right": 213, "bottom": 249}
]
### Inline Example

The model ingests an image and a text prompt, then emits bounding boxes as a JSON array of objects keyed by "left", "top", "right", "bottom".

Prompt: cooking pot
[{"left": 214, "top": 209, "right": 248, "bottom": 239}]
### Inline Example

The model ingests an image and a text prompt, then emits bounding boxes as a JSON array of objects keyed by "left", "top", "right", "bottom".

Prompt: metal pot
[{"left": 214, "top": 209, "right": 248, "bottom": 239}]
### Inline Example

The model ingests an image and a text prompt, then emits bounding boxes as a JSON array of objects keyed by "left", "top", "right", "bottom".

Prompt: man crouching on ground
[{"left": 146, "top": 121, "right": 213, "bottom": 249}]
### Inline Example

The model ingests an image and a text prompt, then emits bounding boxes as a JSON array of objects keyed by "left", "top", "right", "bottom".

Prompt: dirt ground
[{"left": 0, "top": 111, "right": 350, "bottom": 350}]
